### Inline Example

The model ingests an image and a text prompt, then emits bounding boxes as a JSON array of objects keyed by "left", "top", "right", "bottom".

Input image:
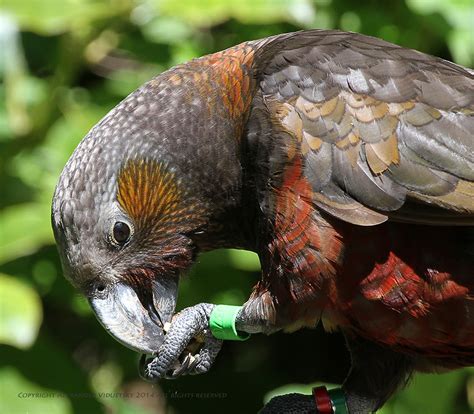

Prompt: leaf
[
  {"left": 384, "top": 370, "right": 467, "bottom": 414},
  {"left": 406, "top": 0, "right": 474, "bottom": 66},
  {"left": 153, "top": 0, "right": 315, "bottom": 27},
  {"left": 0, "top": 15, "right": 34, "bottom": 136},
  {"left": 1, "top": 0, "right": 130, "bottom": 35},
  {"left": 227, "top": 249, "right": 261, "bottom": 272},
  {"left": 0, "top": 273, "right": 43, "bottom": 349},
  {"left": 0, "top": 203, "right": 54, "bottom": 264},
  {"left": 0, "top": 366, "right": 73, "bottom": 414}
]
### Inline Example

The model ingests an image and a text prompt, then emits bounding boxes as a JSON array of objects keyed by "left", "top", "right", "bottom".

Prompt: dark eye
[{"left": 112, "top": 221, "right": 131, "bottom": 245}]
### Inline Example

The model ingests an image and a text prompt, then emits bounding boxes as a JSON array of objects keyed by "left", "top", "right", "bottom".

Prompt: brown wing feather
[{"left": 251, "top": 30, "right": 474, "bottom": 226}]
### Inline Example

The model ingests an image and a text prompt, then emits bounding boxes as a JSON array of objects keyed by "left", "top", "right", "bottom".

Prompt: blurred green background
[{"left": 0, "top": 0, "right": 473, "bottom": 413}]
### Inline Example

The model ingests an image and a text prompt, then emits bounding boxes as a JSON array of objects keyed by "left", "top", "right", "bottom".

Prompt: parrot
[{"left": 51, "top": 30, "right": 474, "bottom": 413}]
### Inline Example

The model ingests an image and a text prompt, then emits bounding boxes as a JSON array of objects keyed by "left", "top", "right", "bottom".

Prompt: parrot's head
[{"left": 51, "top": 70, "right": 245, "bottom": 354}]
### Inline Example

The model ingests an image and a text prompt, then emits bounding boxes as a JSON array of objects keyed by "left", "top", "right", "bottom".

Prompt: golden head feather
[{"left": 117, "top": 159, "right": 190, "bottom": 235}]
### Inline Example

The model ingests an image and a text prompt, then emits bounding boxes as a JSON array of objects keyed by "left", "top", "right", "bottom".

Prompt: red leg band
[{"left": 313, "top": 386, "right": 333, "bottom": 414}]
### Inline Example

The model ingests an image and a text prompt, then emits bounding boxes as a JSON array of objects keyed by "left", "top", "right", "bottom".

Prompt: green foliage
[
  {"left": 407, "top": 0, "right": 474, "bottom": 65},
  {"left": 0, "top": 274, "right": 42, "bottom": 349},
  {"left": 0, "top": 366, "right": 73, "bottom": 414},
  {"left": 0, "top": 0, "right": 472, "bottom": 413},
  {"left": 378, "top": 370, "right": 467, "bottom": 414}
]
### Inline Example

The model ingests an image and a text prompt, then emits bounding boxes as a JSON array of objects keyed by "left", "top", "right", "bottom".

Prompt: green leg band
[
  {"left": 328, "top": 388, "right": 348, "bottom": 414},
  {"left": 209, "top": 305, "right": 250, "bottom": 341}
]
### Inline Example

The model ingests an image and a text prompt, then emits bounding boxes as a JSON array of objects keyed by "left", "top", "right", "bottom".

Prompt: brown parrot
[{"left": 52, "top": 30, "right": 474, "bottom": 413}]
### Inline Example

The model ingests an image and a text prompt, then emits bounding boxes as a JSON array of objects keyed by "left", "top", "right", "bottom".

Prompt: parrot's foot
[
  {"left": 139, "top": 303, "right": 223, "bottom": 380},
  {"left": 260, "top": 393, "right": 315, "bottom": 414}
]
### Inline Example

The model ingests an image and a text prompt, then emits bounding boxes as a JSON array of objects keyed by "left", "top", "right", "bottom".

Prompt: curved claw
[
  {"left": 188, "top": 354, "right": 201, "bottom": 372},
  {"left": 139, "top": 354, "right": 155, "bottom": 381},
  {"left": 169, "top": 353, "right": 201, "bottom": 378}
]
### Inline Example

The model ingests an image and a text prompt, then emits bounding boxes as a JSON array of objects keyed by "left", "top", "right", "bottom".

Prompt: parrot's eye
[{"left": 112, "top": 221, "right": 131, "bottom": 245}]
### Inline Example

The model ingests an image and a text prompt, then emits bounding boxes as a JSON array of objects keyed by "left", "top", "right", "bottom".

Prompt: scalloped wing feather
[{"left": 252, "top": 30, "right": 474, "bottom": 226}]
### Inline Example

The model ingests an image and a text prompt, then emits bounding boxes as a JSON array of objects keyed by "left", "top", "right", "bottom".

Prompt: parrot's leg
[
  {"left": 140, "top": 299, "right": 274, "bottom": 380},
  {"left": 342, "top": 336, "right": 414, "bottom": 413},
  {"left": 140, "top": 303, "right": 223, "bottom": 380},
  {"left": 233, "top": 297, "right": 291, "bottom": 334},
  {"left": 235, "top": 300, "right": 416, "bottom": 413},
  {"left": 260, "top": 337, "right": 414, "bottom": 414}
]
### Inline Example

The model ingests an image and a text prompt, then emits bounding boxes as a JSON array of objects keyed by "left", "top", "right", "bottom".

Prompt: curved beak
[{"left": 89, "top": 276, "right": 178, "bottom": 354}]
